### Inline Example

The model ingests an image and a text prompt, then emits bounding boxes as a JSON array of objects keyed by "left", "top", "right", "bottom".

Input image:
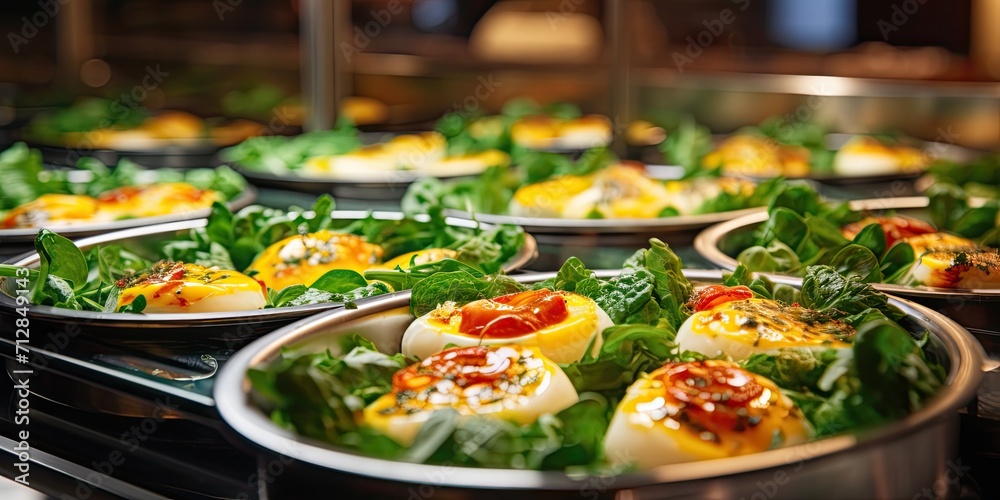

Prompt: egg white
[
  {"left": 604, "top": 361, "right": 810, "bottom": 468},
  {"left": 364, "top": 345, "right": 579, "bottom": 445}
]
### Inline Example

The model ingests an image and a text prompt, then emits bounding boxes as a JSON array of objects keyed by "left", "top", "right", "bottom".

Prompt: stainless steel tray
[
  {"left": 214, "top": 269, "right": 985, "bottom": 499},
  {"left": 0, "top": 212, "right": 536, "bottom": 356}
]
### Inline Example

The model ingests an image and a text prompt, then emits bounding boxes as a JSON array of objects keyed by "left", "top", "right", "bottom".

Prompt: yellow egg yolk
[{"left": 247, "top": 230, "right": 384, "bottom": 291}]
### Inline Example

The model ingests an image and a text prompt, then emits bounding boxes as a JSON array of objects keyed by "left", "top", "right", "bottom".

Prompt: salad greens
[
  {"left": 24, "top": 97, "right": 149, "bottom": 145},
  {"left": 0, "top": 195, "right": 525, "bottom": 313},
  {"left": 220, "top": 121, "right": 361, "bottom": 173},
  {"left": 658, "top": 115, "right": 713, "bottom": 177},
  {"left": 734, "top": 183, "right": 999, "bottom": 281},
  {"left": 926, "top": 153, "right": 1000, "bottom": 199},
  {"left": 0, "top": 142, "right": 247, "bottom": 214},
  {"left": 249, "top": 241, "right": 947, "bottom": 471}
]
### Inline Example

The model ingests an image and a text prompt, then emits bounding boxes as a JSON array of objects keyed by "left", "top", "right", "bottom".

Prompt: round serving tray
[
  {"left": 694, "top": 196, "right": 1000, "bottom": 340},
  {"left": 215, "top": 269, "right": 985, "bottom": 499},
  {"left": 0, "top": 212, "right": 537, "bottom": 356},
  {"left": 0, "top": 184, "right": 258, "bottom": 260},
  {"left": 635, "top": 133, "right": 982, "bottom": 187},
  {"left": 235, "top": 167, "right": 488, "bottom": 202}
]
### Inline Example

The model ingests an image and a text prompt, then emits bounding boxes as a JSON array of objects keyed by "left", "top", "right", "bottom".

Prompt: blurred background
[{"left": 1, "top": 0, "right": 997, "bottom": 149}]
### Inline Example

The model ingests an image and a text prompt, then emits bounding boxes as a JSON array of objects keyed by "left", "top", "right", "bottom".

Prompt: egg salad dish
[
  {"left": 507, "top": 163, "right": 760, "bottom": 219},
  {"left": 248, "top": 239, "right": 945, "bottom": 472},
  {"left": 223, "top": 126, "right": 508, "bottom": 180},
  {"left": 703, "top": 134, "right": 929, "bottom": 178},
  {"left": 0, "top": 143, "right": 247, "bottom": 230},
  {"left": 404, "top": 149, "right": 786, "bottom": 221},
  {"left": 435, "top": 98, "right": 610, "bottom": 157},
  {"left": 733, "top": 182, "right": 999, "bottom": 289},
  {"left": 688, "top": 116, "right": 931, "bottom": 178},
  {"left": 0, "top": 195, "right": 525, "bottom": 313},
  {"left": 25, "top": 98, "right": 264, "bottom": 149}
]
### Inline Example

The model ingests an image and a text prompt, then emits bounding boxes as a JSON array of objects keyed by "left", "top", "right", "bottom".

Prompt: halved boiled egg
[
  {"left": 364, "top": 345, "right": 578, "bottom": 445},
  {"left": 509, "top": 164, "right": 673, "bottom": 219},
  {"left": 511, "top": 115, "right": 613, "bottom": 150},
  {"left": 909, "top": 250, "right": 1000, "bottom": 289},
  {"left": 833, "top": 136, "right": 929, "bottom": 176},
  {"left": 603, "top": 360, "right": 810, "bottom": 467},
  {"left": 422, "top": 149, "right": 509, "bottom": 177},
  {"left": 302, "top": 132, "right": 447, "bottom": 178},
  {"left": 702, "top": 135, "right": 811, "bottom": 177},
  {"left": 96, "top": 182, "right": 218, "bottom": 219},
  {"left": 676, "top": 286, "right": 854, "bottom": 361},
  {"left": 247, "top": 230, "right": 383, "bottom": 291},
  {"left": 401, "top": 289, "right": 612, "bottom": 363},
  {"left": 117, "top": 261, "right": 266, "bottom": 313},
  {"left": 2, "top": 194, "right": 100, "bottom": 228}
]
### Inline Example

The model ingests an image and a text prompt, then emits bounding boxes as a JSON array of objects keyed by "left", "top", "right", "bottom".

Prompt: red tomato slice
[
  {"left": 458, "top": 289, "right": 569, "bottom": 339},
  {"left": 692, "top": 285, "right": 754, "bottom": 312}
]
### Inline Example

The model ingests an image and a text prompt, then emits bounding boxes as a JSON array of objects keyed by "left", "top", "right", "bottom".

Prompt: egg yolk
[
  {"left": 97, "top": 182, "right": 218, "bottom": 218},
  {"left": 247, "top": 230, "right": 384, "bottom": 291},
  {"left": 1, "top": 194, "right": 99, "bottom": 228},
  {"left": 1, "top": 183, "right": 218, "bottom": 229},
  {"left": 690, "top": 298, "right": 854, "bottom": 349},
  {"left": 117, "top": 261, "right": 265, "bottom": 312},
  {"left": 702, "top": 135, "right": 811, "bottom": 177},
  {"left": 621, "top": 360, "right": 807, "bottom": 457}
]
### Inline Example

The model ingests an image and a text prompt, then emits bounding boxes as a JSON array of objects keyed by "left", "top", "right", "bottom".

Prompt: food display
[
  {"left": 0, "top": 195, "right": 526, "bottom": 313},
  {"left": 0, "top": 142, "right": 248, "bottom": 230},
  {"left": 3, "top": 3, "right": 997, "bottom": 497},
  {"left": 23, "top": 97, "right": 265, "bottom": 149},
  {"left": 244, "top": 241, "right": 947, "bottom": 471}
]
